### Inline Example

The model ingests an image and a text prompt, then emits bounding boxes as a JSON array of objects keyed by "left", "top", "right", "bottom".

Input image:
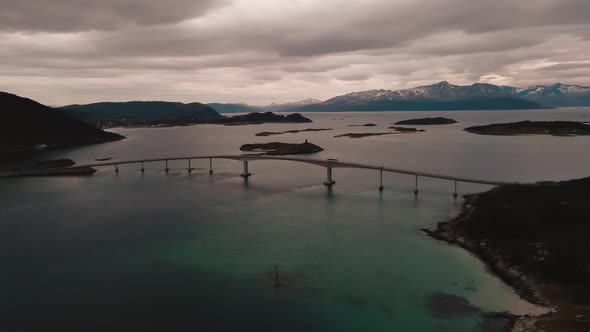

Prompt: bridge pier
[
  {"left": 379, "top": 168, "right": 384, "bottom": 191},
  {"left": 140, "top": 161, "right": 145, "bottom": 173},
  {"left": 165, "top": 160, "right": 169, "bottom": 173},
  {"left": 323, "top": 166, "right": 335, "bottom": 186},
  {"left": 115, "top": 164, "right": 119, "bottom": 174},
  {"left": 240, "top": 160, "right": 251, "bottom": 178},
  {"left": 453, "top": 180, "right": 458, "bottom": 198},
  {"left": 209, "top": 158, "right": 213, "bottom": 175},
  {"left": 414, "top": 175, "right": 419, "bottom": 195}
]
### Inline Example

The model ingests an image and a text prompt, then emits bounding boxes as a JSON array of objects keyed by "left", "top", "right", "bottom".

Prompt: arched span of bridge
[{"left": 75, "top": 154, "right": 518, "bottom": 197}]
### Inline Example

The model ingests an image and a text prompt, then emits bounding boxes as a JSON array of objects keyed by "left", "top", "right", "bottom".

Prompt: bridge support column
[
  {"left": 414, "top": 175, "right": 419, "bottom": 195},
  {"left": 187, "top": 159, "right": 193, "bottom": 173},
  {"left": 115, "top": 164, "right": 119, "bottom": 174},
  {"left": 453, "top": 180, "right": 458, "bottom": 198},
  {"left": 324, "top": 167, "right": 335, "bottom": 186},
  {"left": 209, "top": 158, "right": 213, "bottom": 175},
  {"left": 379, "top": 168, "right": 384, "bottom": 192},
  {"left": 140, "top": 162, "right": 145, "bottom": 173},
  {"left": 240, "top": 160, "right": 251, "bottom": 178},
  {"left": 165, "top": 160, "right": 169, "bottom": 173}
]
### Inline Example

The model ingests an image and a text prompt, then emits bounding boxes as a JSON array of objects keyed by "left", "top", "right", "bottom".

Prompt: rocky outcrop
[{"left": 239, "top": 141, "right": 323, "bottom": 155}]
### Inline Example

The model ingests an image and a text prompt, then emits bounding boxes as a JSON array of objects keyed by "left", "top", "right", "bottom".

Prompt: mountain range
[{"left": 209, "top": 82, "right": 590, "bottom": 113}]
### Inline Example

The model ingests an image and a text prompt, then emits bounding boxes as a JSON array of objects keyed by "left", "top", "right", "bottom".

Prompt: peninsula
[
  {"left": 423, "top": 177, "right": 590, "bottom": 330},
  {"left": 0, "top": 91, "right": 124, "bottom": 158}
]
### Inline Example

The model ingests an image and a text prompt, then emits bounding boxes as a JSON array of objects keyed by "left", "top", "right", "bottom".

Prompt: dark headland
[
  {"left": 423, "top": 177, "right": 590, "bottom": 331},
  {"left": 394, "top": 117, "right": 457, "bottom": 125},
  {"left": 239, "top": 141, "right": 323, "bottom": 155},
  {"left": 0, "top": 91, "right": 124, "bottom": 158},
  {"left": 465, "top": 121, "right": 590, "bottom": 136}
]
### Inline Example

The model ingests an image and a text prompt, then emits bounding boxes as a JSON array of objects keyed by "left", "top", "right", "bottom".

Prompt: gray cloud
[
  {"left": 0, "top": 0, "right": 589, "bottom": 105},
  {"left": 0, "top": 0, "right": 229, "bottom": 32}
]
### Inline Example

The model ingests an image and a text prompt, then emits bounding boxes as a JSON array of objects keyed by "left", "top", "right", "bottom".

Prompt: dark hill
[
  {"left": 61, "top": 101, "right": 223, "bottom": 128},
  {"left": 0, "top": 92, "right": 124, "bottom": 155}
]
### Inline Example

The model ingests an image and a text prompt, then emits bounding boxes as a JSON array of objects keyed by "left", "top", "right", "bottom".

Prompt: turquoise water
[{"left": 3, "top": 109, "right": 590, "bottom": 331}]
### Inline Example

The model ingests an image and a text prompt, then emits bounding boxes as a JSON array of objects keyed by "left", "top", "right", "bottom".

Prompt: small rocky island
[
  {"left": 388, "top": 126, "right": 426, "bottom": 132},
  {"left": 239, "top": 141, "right": 323, "bottom": 155},
  {"left": 255, "top": 128, "right": 332, "bottom": 137},
  {"left": 423, "top": 177, "right": 590, "bottom": 330},
  {"left": 218, "top": 112, "right": 312, "bottom": 125},
  {"left": 394, "top": 117, "right": 457, "bottom": 125},
  {"left": 334, "top": 132, "right": 395, "bottom": 138},
  {"left": 465, "top": 121, "right": 590, "bottom": 136},
  {"left": 348, "top": 123, "right": 377, "bottom": 127},
  {"left": 335, "top": 127, "right": 425, "bottom": 138}
]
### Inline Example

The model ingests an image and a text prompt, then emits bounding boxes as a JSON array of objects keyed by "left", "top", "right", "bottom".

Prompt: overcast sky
[{"left": 1, "top": 0, "right": 590, "bottom": 105}]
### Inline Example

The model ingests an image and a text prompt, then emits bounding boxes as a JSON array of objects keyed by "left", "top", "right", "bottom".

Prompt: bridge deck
[{"left": 72, "top": 154, "right": 515, "bottom": 186}]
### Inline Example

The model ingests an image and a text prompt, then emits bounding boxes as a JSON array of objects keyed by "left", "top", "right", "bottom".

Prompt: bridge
[{"left": 71, "top": 154, "right": 517, "bottom": 197}]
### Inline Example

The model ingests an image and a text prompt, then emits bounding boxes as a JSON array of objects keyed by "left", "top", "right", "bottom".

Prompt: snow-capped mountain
[
  {"left": 323, "top": 81, "right": 518, "bottom": 105},
  {"left": 209, "top": 82, "right": 590, "bottom": 113},
  {"left": 289, "top": 81, "right": 590, "bottom": 112},
  {"left": 518, "top": 83, "right": 590, "bottom": 96}
]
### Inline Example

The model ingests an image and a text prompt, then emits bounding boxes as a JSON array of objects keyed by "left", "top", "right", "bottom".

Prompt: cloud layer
[{"left": 1, "top": 0, "right": 589, "bottom": 105}]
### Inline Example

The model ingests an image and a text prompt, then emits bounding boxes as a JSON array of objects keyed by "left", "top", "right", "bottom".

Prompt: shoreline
[
  {"left": 421, "top": 194, "right": 552, "bottom": 330},
  {"left": 421, "top": 184, "right": 590, "bottom": 331}
]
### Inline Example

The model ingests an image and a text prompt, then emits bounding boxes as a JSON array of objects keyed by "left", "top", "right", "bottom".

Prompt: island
[
  {"left": 422, "top": 177, "right": 590, "bottom": 330},
  {"left": 255, "top": 128, "right": 332, "bottom": 137},
  {"left": 348, "top": 123, "right": 377, "bottom": 127},
  {"left": 218, "top": 112, "right": 312, "bottom": 125},
  {"left": 464, "top": 121, "right": 590, "bottom": 136},
  {"left": 334, "top": 132, "right": 395, "bottom": 138},
  {"left": 239, "top": 141, "right": 324, "bottom": 155},
  {"left": 394, "top": 117, "right": 457, "bottom": 125}
]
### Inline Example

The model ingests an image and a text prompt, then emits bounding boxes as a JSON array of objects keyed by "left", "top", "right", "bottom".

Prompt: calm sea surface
[{"left": 2, "top": 108, "right": 590, "bottom": 331}]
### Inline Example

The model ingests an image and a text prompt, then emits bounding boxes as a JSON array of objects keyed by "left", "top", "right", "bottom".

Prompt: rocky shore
[{"left": 423, "top": 177, "right": 590, "bottom": 331}]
